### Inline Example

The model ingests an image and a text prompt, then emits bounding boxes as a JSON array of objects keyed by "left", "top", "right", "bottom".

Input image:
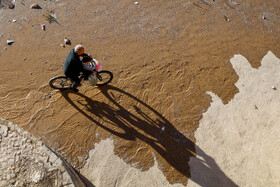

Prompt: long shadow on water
[{"left": 61, "top": 85, "right": 237, "bottom": 186}]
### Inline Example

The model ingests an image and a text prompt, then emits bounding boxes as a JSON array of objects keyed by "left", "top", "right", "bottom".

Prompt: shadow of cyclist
[{"left": 61, "top": 85, "right": 237, "bottom": 186}]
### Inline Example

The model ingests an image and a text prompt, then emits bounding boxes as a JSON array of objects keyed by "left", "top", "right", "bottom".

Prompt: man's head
[{"left": 74, "top": 44, "right": 84, "bottom": 56}]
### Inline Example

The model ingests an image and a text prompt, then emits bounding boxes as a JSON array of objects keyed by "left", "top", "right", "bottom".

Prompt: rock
[
  {"left": 64, "top": 37, "right": 71, "bottom": 45},
  {"left": 38, "top": 155, "right": 49, "bottom": 163},
  {"left": 103, "top": 57, "right": 106, "bottom": 60},
  {"left": 37, "top": 141, "right": 43, "bottom": 146},
  {"left": 23, "top": 58, "right": 27, "bottom": 61},
  {"left": 45, "top": 93, "right": 51, "bottom": 99},
  {"left": 6, "top": 40, "right": 15, "bottom": 46},
  {"left": 272, "top": 85, "right": 276, "bottom": 90},
  {"left": 49, "top": 153, "right": 58, "bottom": 164},
  {"left": 224, "top": 15, "right": 230, "bottom": 22},
  {"left": 77, "top": 156, "right": 84, "bottom": 163},
  {"left": 8, "top": 4, "right": 15, "bottom": 9},
  {"left": 29, "top": 72, "right": 32, "bottom": 75},
  {"left": 60, "top": 44, "right": 65, "bottom": 48},
  {"left": 1, "top": 126, "right": 8, "bottom": 137},
  {"left": 231, "top": 1, "right": 240, "bottom": 5},
  {"left": 8, "top": 159, "right": 15, "bottom": 166},
  {"left": 31, "top": 169, "right": 45, "bottom": 183},
  {"left": 30, "top": 4, "right": 41, "bottom": 9},
  {"left": 134, "top": 2, "right": 139, "bottom": 5},
  {"left": 13, "top": 141, "right": 20, "bottom": 147},
  {"left": 41, "top": 24, "right": 46, "bottom": 30},
  {"left": 12, "top": 20, "right": 17, "bottom": 23},
  {"left": 262, "top": 15, "right": 267, "bottom": 20}
]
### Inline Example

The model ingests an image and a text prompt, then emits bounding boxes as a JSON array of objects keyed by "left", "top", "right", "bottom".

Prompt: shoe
[{"left": 70, "top": 87, "right": 79, "bottom": 93}]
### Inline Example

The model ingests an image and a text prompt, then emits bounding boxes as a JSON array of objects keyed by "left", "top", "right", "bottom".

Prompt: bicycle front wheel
[
  {"left": 49, "top": 76, "right": 72, "bottom": 89},
  {"left": 96, "top": 70, "right": 113, "bottom": 86}
]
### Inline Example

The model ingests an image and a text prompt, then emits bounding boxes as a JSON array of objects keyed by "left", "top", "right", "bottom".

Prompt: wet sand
[{"left": 1, "top": 0, "right": 280, "bottom": 185}]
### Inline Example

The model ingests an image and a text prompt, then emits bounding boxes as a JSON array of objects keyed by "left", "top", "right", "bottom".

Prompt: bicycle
[{"left": 49, "top": 60, "right": 113, "bottom": 90}]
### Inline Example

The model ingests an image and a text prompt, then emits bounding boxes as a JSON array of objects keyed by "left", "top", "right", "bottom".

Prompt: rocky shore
[{"left": 0, "top": 118, "right": 75, "bottom": 186}]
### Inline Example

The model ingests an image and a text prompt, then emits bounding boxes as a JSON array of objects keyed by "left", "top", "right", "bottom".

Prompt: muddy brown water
[{"left": 0, "top": 0, "right": 280, "bottom": 185}]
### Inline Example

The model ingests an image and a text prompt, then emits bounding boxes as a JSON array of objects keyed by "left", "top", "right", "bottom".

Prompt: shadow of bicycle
[{"left": 61, "top": 85, "right": 237, "bottom": 186}]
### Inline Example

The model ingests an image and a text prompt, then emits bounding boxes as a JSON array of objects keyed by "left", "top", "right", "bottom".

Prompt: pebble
[
  {"left": 30, "top": 4, "right": 40, "bottom": 9},
  {"left": 135, "top": 2, "right": 139, "bottom": 5},
  {"left": 29, "top": 72, "right": 32, "bottom": 75},
  {"left": 224, "top": 16, "right": 230, "bottom": 22},
  {"left": 64, "top": 37, "right": 71, "bottom": 45},
  {"left": 231, "top": 1, "right": 240, "bottom": 5},
  {"left": 8, "top": 3, "right": 15, "bottom": 9},
  {"left": 1, "top": 126, "right": 8, "bottom": 137},
  {"left": 7, "top": 40, "right": 15, "bottom": 45},
  {"left": 262, "top": 15, "right": 267, "bottom": 20},
  {"left": 272, "top": 85, "right": 276, "bottom": 90},
  {"left": 41, "top": 24, "right": 46, "bottom": 30},
  {"left": 60, "top": 44, "right": 65, "bottom": 48},
  {"left": 45, "top": 93, "right": 51, "bottom": 99}
]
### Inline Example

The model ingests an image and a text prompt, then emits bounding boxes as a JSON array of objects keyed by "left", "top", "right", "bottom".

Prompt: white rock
[
  {"left": 6, "top": 40, "right": 15, "bottom": 45},
  {"left": 272, "top": 85, "right": 276, "bottom": 90},
  {"left": 49, "top": 153, "right": 58, "bottom": 164},
  {"left": 1, "top": 126, "right": 8, "bottom": 137},
  {"left": 31, "top": 170, "right": 45, "bottom": 183},
  {"left": 30, "top": 3, "right": 40, "bottom": 9},
  {"left": 64, "top": 37, "right": 71, "bottom": 45},
  {"left": 134, "top": 2, "right": 139, "bottom": 5}
]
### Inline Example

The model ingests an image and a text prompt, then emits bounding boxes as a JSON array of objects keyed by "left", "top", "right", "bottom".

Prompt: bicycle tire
[
  {"left": 49, "top": 76, "right": 72, "bottom": 90},
  {"left": 96, "top": 70, "right": 113, "bottom": 86}
]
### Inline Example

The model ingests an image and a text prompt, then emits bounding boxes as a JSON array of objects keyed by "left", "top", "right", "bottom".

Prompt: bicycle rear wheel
[
  {"left": 49, "top": 76, "right": 72, "bottom": 89},
  {"left": 96, "top": 70, "right": 113, "bottom": 86}
]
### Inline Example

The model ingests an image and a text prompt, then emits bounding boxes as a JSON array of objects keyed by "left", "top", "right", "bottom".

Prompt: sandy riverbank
[{"left": 1, "top": 0, "right": 280, "bottom": 186}]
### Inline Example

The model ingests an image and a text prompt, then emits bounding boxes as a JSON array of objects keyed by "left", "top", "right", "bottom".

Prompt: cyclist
[{"left": 63, "top": 44, "right": 92, "bottom": 92}]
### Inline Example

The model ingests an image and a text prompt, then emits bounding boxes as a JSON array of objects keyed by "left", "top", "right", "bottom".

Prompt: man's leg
[{"left": 66, "top": 74, "right": 80, "bottom": 92}]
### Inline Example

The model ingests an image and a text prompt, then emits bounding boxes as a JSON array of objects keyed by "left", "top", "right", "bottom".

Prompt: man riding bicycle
[{"left": 63, "top": 44, "right": 92, "bottom": 92}]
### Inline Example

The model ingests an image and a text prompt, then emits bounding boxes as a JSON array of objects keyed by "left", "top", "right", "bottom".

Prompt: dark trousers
[{"left": 65, "top": 73, "right": 81, "bottom": 89}]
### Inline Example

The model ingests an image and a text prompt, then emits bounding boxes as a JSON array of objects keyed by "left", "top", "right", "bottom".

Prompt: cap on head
[{"left": 74, "top": 44, "right": 84, "bottom": 55}]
